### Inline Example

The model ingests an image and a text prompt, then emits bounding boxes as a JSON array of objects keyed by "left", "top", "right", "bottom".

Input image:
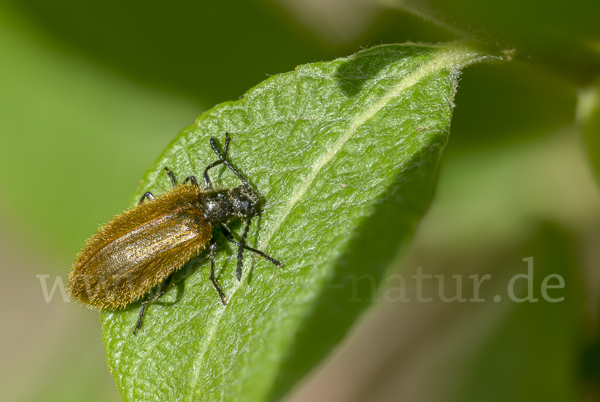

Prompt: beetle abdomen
[{"left": 68, "top": 186, "right": 212, "bottom": 309}]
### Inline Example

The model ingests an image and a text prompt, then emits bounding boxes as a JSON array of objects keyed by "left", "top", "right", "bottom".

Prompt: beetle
[{"left": 67, "top": 134, "right": 282, "bottom": 334}]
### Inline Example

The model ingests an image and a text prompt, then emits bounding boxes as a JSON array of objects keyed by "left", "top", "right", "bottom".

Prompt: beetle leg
[
  {"left": 133, "top": 274, "right": 174, "bottom": 335},
  {"left": 209, "top": 134, "right": 250, "bottom": 187},
  {"left": 220, "top": 223, "right": 283, "bottom": 267},
  {"left": 138, "top": 192, "right": 155, "bottom": 205},
  {"left": 183, "top": 175, "right": 199, "bottom": 188},
  {"left": 164, "top": 167, "right": 177, "bottom": 188},
  {"left": 133, "top": 303, "right": 148, "bottom": 335},
  {"left": 203, "top": 161, "right": 221, "bottom": 189},
  {"left": 203, "top": 133, "right": 231, "bottom": 190},
  {"left": 209, "top": 237, "right": 227, "bottom": 305}
]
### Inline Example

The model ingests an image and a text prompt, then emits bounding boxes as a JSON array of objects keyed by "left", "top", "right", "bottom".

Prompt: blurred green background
[{"left": 1, "top": 0, "right": 599, "bottom": 401}]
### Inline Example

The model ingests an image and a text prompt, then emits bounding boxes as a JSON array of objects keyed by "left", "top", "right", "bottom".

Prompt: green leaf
[
  {"left": 7, "top": 0, "right": 330, "bottom": 105},
  {"left": 451, "top": 222, "right": 584, "bottom": 402},
  {"left": 0, "top": 3, "right": 200, "bottom": 261},
  {"left": 424, "top": 0, "right": 600, "bottom": 83},
  {"left": 101, "top": 43, "right": 493, "bottom": 401},
  {"left": 578, "top": 82, "right": 600, "bottom": 190}
]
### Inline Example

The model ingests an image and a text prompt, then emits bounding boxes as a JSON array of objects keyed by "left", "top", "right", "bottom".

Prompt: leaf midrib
[{"left": 187, "top": 42, "right": 484, "bottom": 400}]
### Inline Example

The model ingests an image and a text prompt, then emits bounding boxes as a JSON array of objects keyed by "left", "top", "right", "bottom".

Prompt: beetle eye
[{"left": 241, "top": 200, "right": 249, "bottom": 213}]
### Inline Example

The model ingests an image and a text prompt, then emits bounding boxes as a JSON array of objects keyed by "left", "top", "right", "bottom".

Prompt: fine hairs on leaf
[{"left": 101, "top": 42, "right": 496, "bottom": 402}]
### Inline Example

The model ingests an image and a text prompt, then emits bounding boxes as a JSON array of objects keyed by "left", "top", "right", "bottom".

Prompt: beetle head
[{"left": 231, "top": 185, "right": 260, "bottom": 218}]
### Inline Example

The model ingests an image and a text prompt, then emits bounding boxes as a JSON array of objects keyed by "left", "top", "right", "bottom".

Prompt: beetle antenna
[{"left": 210, "top": 134, "right": 250, "bottom": 187}]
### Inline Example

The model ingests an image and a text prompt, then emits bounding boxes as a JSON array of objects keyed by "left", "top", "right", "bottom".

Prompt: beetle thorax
[{"left": 199, "top": 185, "right": 259, "bottom": 226}]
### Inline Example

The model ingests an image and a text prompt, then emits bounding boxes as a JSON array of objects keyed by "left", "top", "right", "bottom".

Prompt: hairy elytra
[{"left": 67, "top": 134, "right": 282, "bottom": 334}]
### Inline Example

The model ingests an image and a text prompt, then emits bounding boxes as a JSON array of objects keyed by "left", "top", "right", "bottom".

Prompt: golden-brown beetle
[{"left": 68, "top": 134, "right": 282, "bottom": 334}]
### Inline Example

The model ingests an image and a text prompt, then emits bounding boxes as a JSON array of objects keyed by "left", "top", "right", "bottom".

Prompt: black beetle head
[{"left": 230, "top": 185, "right": 260, "bottom": 218}]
